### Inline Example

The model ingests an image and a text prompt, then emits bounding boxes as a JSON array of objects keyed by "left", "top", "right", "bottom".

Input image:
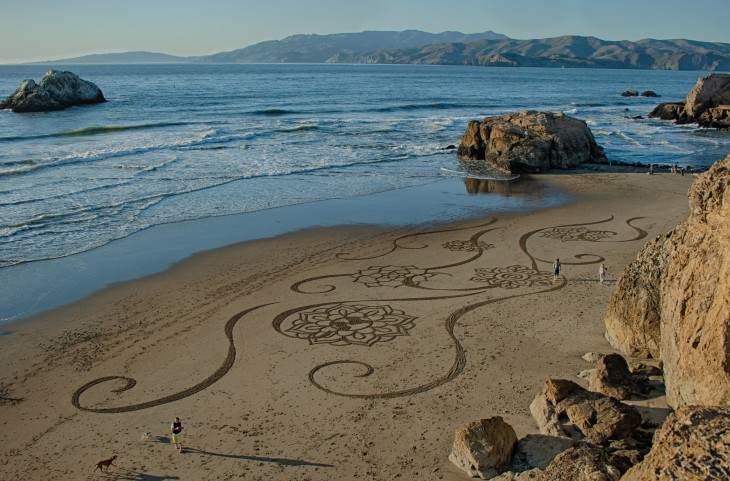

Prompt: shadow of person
[
  {"left": 105, "top": 469, "right": 181, "bottom": 481},
  {"left": 183, "top": 448, "right": 334, "bottom": 467}
]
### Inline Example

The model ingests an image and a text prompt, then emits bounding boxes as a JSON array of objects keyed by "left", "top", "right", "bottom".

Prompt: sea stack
[
  {"left": 649, "top": 73, "right": 730, "bottom": 129},
  {"left": 456, "top": 110, "right": 606, "bottom": 175},
  {"left": 0, "top": 70, "right": 106, "bottom": 113}
]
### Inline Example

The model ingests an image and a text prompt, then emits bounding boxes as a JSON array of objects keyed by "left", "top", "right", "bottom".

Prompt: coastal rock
[
  {"left": 537, "top": 445, "right": 621, "bottom": 481},
  {"left": 456, "top": 111, "right": 606, "bottom": 174},
  {"left": 449, "top": 417, "right": 518, "bottom": 479},
  {"left": 640, "top": 91, "right": 659, "bottom": 97},
  {"left": 621, "top": 406, "right": 730, "bottom": 481},
  {"left": 604, "top": 155, "right": 730, "bottom": 408},
  {"left": 603, "top": 235, "right": 665, "bottom": 359},
  {"left": 649, "top": 73, "right": 730, "bottom": 129},
  {"left": 588, "top": 353, "right": 651, "bottom": 400},
  {"left": 491, "top": 470, "right": 542, "bottom": 481},
  {"left": 581, "top": 352, "right": 604, "bottom": 363},
  {"left": 529, "top": 379, "right": 642, "bottom": 444},
  {"left": 621, "top": 90, "right": 639, "bottom": 97},
  {"left": 510, "top": 434, "right": 575, "bottom": 471},
  {"left": 0, "top": 70, "right": 106, "bottom": 113}
]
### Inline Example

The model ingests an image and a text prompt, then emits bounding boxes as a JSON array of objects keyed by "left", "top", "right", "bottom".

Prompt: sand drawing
[{"left": 71, "top": 215, "right": 646, "bottom": 411}]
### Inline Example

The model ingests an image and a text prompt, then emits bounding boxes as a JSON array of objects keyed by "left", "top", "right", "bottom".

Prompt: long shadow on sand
[
  {"left": 94, "top": 469, "right": 180, "bottom": 481},
  {"left": 184, "top": 448, "right": 334, "bottom": 467}
]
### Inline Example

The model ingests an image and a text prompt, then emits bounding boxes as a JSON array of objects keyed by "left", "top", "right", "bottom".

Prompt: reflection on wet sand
[{"left": 464, "top": 176, "right": 543, "bottom": 199}]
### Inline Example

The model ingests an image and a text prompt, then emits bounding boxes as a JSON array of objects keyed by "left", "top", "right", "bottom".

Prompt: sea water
[{"left": 0, "top": 64, "right": 727, "bottom": 321}]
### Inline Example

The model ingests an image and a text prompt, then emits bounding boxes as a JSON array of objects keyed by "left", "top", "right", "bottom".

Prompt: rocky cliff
[
  {"left": 457, "top": 111, "right": 606, "bottom": 175},
  {"left": 604, "top": 155, "right": 730, "bottom": 409},
  {"left": 649, "top": 73, "right": 730, "bottom": 129},
  {"left": 0, "top": 70, "right": 106, "bottom": 113}
]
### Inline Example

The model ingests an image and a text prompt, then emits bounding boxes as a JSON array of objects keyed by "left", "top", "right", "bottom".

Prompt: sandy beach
[{"left": 0, "top": 171, "right": 694, "bottom": 481}]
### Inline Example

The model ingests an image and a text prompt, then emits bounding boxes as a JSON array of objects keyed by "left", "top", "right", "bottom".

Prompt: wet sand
[{"left": 0, "top": 171, "right": 694, "bottom": 480}]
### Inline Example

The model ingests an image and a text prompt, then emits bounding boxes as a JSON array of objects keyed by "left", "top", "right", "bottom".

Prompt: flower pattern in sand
[
  {"left": 442, "top": 240, "right": 495, "bottom": 252},
  {"left": 540, "top": 227, "right": 615, "bottom": 242},
  {"left": 285, "top": 303, "right": 417, "bottom": 346},
  {"left": 352, "top": 265, "right": 433, "bottom": 288},
  {"left": 471, "top": 265, "right": 553, "bottom": 289}
]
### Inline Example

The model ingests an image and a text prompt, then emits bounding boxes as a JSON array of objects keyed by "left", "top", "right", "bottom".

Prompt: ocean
[{"left": 1, "top": 64, "right": 728, "bottom": 322}]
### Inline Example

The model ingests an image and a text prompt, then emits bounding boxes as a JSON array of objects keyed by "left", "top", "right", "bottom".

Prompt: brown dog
[{"left": 93, "top": 455, "right": 117, "bottom": 473}]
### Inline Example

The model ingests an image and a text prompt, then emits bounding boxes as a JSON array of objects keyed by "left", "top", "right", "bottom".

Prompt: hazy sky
[{"left": 2, "top": 0, "right": 729, "bottom": 63}]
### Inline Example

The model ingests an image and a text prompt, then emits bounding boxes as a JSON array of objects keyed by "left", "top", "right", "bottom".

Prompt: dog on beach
[{"left": 93, "top": 455, "right": 117, "bottom": 473}]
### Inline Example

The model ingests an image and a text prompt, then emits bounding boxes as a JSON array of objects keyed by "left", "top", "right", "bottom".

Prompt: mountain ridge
[{"left": 26, "top": 30, "right": 730, "bottom": 71}]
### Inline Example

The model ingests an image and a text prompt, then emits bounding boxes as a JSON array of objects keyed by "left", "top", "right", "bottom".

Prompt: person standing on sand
[
  {"left": 171, "top": 417, "right": 184, "bottom": 452},
  {"left": 599, "top": 263, "right": 607, "bottom": 284},
  {"left": 553, "top": 258, "right": 561, "bottom": 281}
]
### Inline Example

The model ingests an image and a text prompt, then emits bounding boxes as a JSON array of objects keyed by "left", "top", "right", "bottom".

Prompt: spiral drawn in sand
[
  {"left": 71, "top": 303, "right": 272, "bottom": 413},
  {"left": 334, "top": 218, "right": 498, "bottom": 261},
  {"left": 293, "top": 226, "right": 501, "bottom": 294},
  {"left": 521, "top": 216, "right": 648, "bottom": 270},
  {"left": 305, "top": 279, "right": 566, "bottom": 399}
]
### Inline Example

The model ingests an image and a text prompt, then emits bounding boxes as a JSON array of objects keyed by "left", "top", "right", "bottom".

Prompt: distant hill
[
  {"left": 199, "top": 30, "right": 508, "bottom": 63},
  {"left": 36, "top": 51, "right": 189, "bottom": 64},
  {"left": 335, "top": 36, "right": 730, "bottom": 70},
  {"left": 30, "top": 32, "right": 730, "bottom": 71}
]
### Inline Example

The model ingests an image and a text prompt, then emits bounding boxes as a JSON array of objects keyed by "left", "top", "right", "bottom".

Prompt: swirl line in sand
[{"left": 72, "top": 303, "right": 273, "bottom": 413}]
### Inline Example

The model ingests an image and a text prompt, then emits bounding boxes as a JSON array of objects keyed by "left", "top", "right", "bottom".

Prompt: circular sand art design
[
  {"left": 352, "top": 265, "right": 434, "bottom": 288},
  {"left": 283, "top": 303, "right": 416, "bottom": 346},
  {"left": 539, "top": 226, "right": 616, "bottom": 242},
  {"left": 442, "top": 239, "right": 495, "bottom": 252},
  {"left": 471, "top": 265, "right": 553, "bottom": 289}
]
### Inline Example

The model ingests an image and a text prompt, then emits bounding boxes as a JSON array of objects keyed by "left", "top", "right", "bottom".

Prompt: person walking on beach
[
  {"left": 599, "top": 263, "right": 607, "bottom": 284},
  {"left": 171, "top": 417, "right": 184, "bottom": 453},
  {"left": 553, "top": 258, "right": 561, "bottom": 281}
]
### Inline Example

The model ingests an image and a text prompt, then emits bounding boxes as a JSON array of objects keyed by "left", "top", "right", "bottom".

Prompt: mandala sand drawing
[{"left": 71, "top": 215, "right": 648, "bottom": 411}]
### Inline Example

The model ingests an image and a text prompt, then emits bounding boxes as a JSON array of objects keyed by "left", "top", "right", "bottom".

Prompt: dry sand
[{"left": 0, "top": 171, "right": 693, "bottom": 481}]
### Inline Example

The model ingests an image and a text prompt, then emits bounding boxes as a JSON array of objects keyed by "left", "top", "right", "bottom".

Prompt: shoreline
[
  {"left": 0, "top": 174, "right": 566, "bottom": 325},
  {"left": 0, "top": 170, "right": 695, "bottom": 480}
]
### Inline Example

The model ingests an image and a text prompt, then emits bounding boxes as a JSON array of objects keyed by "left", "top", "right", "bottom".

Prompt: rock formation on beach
[
  {"left": 456, "top": 111, "right": 606, "bottom": 175},
  {"left": 451, "top": 157, "right": 729, "bottom": 480},
  {"left": 649, "top": 73, "right": 730, "bottom": 129},
  {"left": 0, "top": 70, "right": 106, "bottom": 113},
  {"left": 604, "top": 154, "right": 730, "bottom": 409},
  {"left": 621, "top": 405, "right": 730, "bottom": 481}
]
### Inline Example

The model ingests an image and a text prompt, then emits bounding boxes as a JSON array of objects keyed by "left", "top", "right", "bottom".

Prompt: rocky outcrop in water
[
  {"left": 0, "top": 70, "right": 106, "bottom": 113},
  {"left": 457, "top": 111, "right": 606, "bottom": 175},
  {"left": 649, "top": 73, "right": 730, "bottom": 129},
  {"left": 604, "top": 155, "right": 730, "bottom": 409}
]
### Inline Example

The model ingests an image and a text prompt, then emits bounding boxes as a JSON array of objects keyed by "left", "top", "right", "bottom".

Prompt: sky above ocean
[{"left": 2, "top": 0, "right": 729, "bottom": 64}]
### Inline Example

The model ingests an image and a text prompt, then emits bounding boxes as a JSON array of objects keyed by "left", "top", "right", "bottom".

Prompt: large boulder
[
  {"left": 457, "top": 111, "right": 606, "bottom": 174},
  {"left": 0, "top": 70, "right": 106, "bottom": 112},
  {"left": 588, "top": 353, "right": 652, "bottom": 400},
  {"left": 449, "top": 417, "right": 518, "bottom": 479},
  {"left": 529, "top": 379, "right": 642, "bottom": 444},
  {"left": 537, "top": 445, "right": 621, "bottom": 481},
  {"left": 621, "top": 406, "right": 730, "bottom": 481},
  {"left": 604, "top": 155, "right": 730, "bottom": 408},
  {"left": 649, "top": 73, "right": 730, "bottom": 129},
  {"left": 510, "top": 434, "right": 575, "bottom": 471}
]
